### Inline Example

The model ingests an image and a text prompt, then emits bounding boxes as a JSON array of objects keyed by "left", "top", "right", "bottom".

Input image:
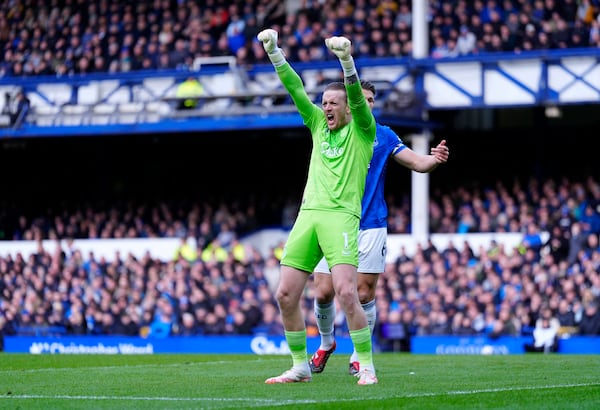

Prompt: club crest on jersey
[{"left": 321, "top": 141, "right": 344, "bottom": 158}]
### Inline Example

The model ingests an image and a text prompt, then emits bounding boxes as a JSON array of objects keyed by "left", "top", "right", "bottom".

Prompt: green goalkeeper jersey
[{"left": 275, "top": 63, "right": 376, "bottom": 219}]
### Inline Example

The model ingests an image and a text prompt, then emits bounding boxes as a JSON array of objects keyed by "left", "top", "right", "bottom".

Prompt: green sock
[
  {"left": 349, "top": 327, "right": 373, "bottom": 369},
  {"left": 351, "top": 300, "right": 377, "bottom": 362},
  {"left": 285, "top": 329, "right": 307, "bottom": 367}
]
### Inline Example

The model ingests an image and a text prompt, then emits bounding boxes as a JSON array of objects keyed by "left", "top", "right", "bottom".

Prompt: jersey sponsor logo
[{"left": 320, "top": 141, "right": 344, "bottom": 158}]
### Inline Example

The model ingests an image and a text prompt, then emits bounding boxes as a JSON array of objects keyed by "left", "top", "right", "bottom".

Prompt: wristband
[
  {"left": 268, "top": 48, "right": 286, "bottom": 67},
  {"left": 339, "top": 56, "right": 356, "bottom": 78}
]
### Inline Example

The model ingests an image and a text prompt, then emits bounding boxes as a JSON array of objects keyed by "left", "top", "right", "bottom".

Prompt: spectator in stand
[
  {"left": 6, "top": 90, "right": 30, "bottom": 128},
  {"left": 174, "top": 235, "right": 198, "bottom": 263},
  {"left": 457, "top": 25, "right": 478, "bottom": 55},
  {"left": 579, "top": 204, "right": 600, "bottom": 235},
  {"left": 524, "top": 315, "right": 559, "bottom": 353},
  {"left": 146, "top": 296, "right": 175, "bottom": 338},
  {"left": 457, "top": 204, "right": 478, "bottom": 233},
  {"left": 175, "top": 76, "right": 204, "bottom": 110},
  {"left": 176, "top": 312, "right": 200, "bottom": 336},
  {"left": 112, "top": 313, "right": 140, "bottom": 336},
  {"left": 536, "top": 306, "right": 561, "bottom": 331},
  {"left": 578, "top": 301, "right": 600, "bottom": 335},
  {"left": 489, "top": 304, "right": 521, "bottom": 338},
  {"left": 431, "top": 34, "right": 453, "bottom": 58},
  {"left": 556, "top": 299, "right": 577, "bottom": 329},
  {"left": 521, "top": 222, "right": 544, "bottom": 252},
  {"left": 202, "top": 311, "right": 227, "bottom": 335},
  {"left": 65, "top": 310, "right": 87, "bottom": 335},
  {"left": 583, "top": 232, "right": 600, "bottom": 260},
  {"left": 230, "top": 310, "right": 254, "bottom": 335},
  {"left": 452, "top": 312, "right": 478, "bottom": 336},
  {"left": 226, "top": 8, "right": 247, "bottom": 55},
  {"left": 567, "top": 222, "right": 588, "bottom": 266}
]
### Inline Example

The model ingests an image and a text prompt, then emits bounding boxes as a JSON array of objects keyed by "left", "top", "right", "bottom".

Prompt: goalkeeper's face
[{"left": 322, "top": 89, "right": 350, "bottom": 131}]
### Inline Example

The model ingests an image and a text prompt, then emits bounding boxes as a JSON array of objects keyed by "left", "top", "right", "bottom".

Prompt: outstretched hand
[
  {"left": 325, "top": 36, "right": 351, "bottom": 60},
  {"left": 257, "top": 29, "right": 278, "bottom": 54},
  {"left": 431, "top": 139, "right": 450, "bottom": 163}
]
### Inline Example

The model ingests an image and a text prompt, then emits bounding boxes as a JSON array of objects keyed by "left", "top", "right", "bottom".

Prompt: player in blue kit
[{"left": 309, "top": 80, "right": 450, "bottom": 375}]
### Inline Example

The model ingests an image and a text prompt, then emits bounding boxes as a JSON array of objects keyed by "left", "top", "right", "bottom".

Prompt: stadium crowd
[
  {"left": 1, "top": 0, "right": 600, "bottom": 351},
  {"left": 1, "top": 175, "right": 600, "bottom": 351},
  {"left": 0, "top": 0, "right": 599, "bottom": 78}
]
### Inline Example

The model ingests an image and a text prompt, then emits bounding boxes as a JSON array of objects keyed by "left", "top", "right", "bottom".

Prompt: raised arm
[
  {"left": 325, "top": 36, "right": 373, "bottom": 133},
  {"left": 257, "top": 29, "right": 315, "bottom": 118}
]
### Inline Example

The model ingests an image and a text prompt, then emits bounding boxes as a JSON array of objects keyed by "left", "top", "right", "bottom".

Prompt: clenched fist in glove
[
  {"left": 257, "top": 29, "right": 278, "bottom": 54},
  {"left": 257, "top": 29, "right": 285, "bottom": 67},
  {"left": 325, "top": 36, "right": 351, "bottom": 60},
  {"left": 325, "top": 36, "right": 356, "bottom": 77}
]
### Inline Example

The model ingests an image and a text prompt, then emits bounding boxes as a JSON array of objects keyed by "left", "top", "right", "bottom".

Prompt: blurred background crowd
[
  {"left": 0, "top": 0, "right": 598, "bottom": 77},
  {"left": 1, "top": 0, "right": 600, "bottom": 351},
  {"left": 1, "top": 174, "right": 599, "bottom": 351}
]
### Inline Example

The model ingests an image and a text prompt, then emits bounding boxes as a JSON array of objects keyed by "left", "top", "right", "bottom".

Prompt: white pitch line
[
  {"left": 401, "top": 382, "right": 600, "bottom": 398},
  {"left": 1, "top": 382, "right": 598, "bottom": 407},
  {"left": 0, "top": 358, "right": 273, "bottom": 374},
  {"left": 0, "top": 395, "right": 310, "bottom": 404}
]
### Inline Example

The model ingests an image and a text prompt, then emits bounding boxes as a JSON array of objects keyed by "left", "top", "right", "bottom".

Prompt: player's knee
[
  {"left": 357, "top": 278, "right": 377, "bottom": 305},
  {"left": 313, "top": 284, "right": 335, "bottom": 303},
  {"left": 335, "top": 286, "right": 358, "bottom": 307},
  {"left": 355, "top": 285, "right": 366, "bottom": 304},
  {"left": 357, "top": 291, "right": 370, "bottom": 305},
  {"left": 275, "top": 287, "right": 293, "bottom": 308}
]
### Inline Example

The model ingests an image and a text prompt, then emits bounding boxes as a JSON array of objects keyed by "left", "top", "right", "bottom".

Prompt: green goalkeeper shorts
[{"left": 281, "top": 209, "right": 359, "bottom": 272}]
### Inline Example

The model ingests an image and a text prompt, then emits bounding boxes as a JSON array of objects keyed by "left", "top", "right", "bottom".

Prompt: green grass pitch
[{"left": 1, "top": 353, "right": 599, "bottom": 409}]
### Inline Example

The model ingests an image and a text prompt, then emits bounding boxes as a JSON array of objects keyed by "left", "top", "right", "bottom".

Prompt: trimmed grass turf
[{"left": 1, "top": 353, "right": 599, "bottom": 409}]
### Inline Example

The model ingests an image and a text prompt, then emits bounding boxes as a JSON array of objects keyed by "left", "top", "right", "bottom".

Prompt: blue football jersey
[{"left": 360, "top": 123, "right": 406, "bottom": 229}]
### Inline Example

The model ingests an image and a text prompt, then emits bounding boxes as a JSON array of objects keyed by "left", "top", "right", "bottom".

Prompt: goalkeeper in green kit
[{"left": 257, "top": 28, "right": 378, "bottom": 385}]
